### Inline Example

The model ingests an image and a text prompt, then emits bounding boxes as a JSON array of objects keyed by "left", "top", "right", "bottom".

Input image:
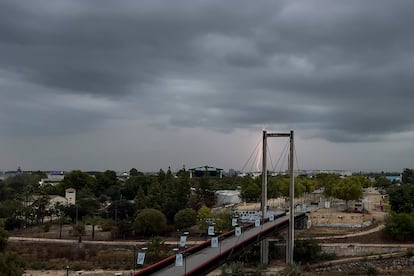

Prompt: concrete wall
[{"left": 321, "top": 243, "right": 414, "bottom": 257}]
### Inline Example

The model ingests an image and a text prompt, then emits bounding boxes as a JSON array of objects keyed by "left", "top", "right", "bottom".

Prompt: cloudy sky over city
[{"left": 1, "top": 0, "right": 414, "bottom": 172}]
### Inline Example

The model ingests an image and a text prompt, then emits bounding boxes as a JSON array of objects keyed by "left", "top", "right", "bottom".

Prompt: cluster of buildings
[{"left": 0, "top": 165, "right": 401, "bottom": 185}]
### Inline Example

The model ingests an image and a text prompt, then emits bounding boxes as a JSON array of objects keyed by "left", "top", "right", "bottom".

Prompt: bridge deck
[{"left": 152, "top": 214, "right": 293, "bottom": 276}]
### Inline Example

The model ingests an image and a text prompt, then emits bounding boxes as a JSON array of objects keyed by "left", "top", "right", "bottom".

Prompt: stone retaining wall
[
  {"left": 321, "top": 244, "right": 414, "bottom": 256},
  {"left": 315, "top": 256, "right": 414, "bottom": 273}
]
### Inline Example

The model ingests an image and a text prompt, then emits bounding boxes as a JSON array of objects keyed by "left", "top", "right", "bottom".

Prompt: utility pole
[{"left": 260, "top": 130, "right": 294, "bottom": 265}]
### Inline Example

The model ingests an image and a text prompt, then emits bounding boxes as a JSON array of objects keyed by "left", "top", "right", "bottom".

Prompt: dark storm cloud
[{"left": 1, "top": 0, "right": 414, "bottom": 142}]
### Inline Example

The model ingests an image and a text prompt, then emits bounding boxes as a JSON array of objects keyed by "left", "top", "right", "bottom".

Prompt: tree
[
  {"left": 115, "top": 219, "right": 133, "bottom": 239},
  {"left": 197, "top": 206, "right": 211, "bottom": 234},
  {"left": 388, "top": 184, "right": 414, "bottom": 213},
  {"left": 402, "top": 168, "right": 414, "bottom": 184},
  {"left": 146, "top": 180, "right": 164, "bottom": 210},
  {"left": 5, "top": 174, "right": 41, "bottom": 197},
  {"left": 158, "top": 169, "right": 166, "bottom": 184},
  {"left": 174, "top": 208, "right": 197, "bottom": 229},
  {"left": 129, "top": 168, "right": 143, "bottom": 177},
  {"left": 0, "top": 180, "right": 11, "bottom": 202},
  {"left": 374, "top": 176, "right": 392, "bottom": 189},
  {"left": 121, "top": 175, "right": 152, "bottom": 200},
  {"left": 84, "top": 215, "right": 102, "bottom": 240},
  {"left": 32, "top": 194, "right": 49, "bottom": 223},
  {"left": 241, "top": 181, "right": 261, "bottom": 202},
  {"left": 160, "top": 167, "right": 176, "bottom": 203},
  {"left": 194, "top": 176, "right": 216, "bottom": 207},
  {"left": 59, "top": 170, "right": 97, "bottom": 192},
  {"left": 76, "top": 193, "right": 100, "bottom": 219},
  {"left": 294, "top": 239, "right": 322, "bottom": 263},
  {"left": 0, "top": 221, "right": 24, "bottom": 275},
  {"left": 351, "top": 175, "right": 371, "bottom": 188},
  {"left": 383, "top": 212, "right": 414, "bottom": 241},
  {"left": 74, "top": 223, "right": 86, "bottom": 242},
  {"left": 144, "top": 237, "right": 169, "bottom": 263},
  {"left": 315, "top": 173, "right": 341, "bottom": 198},
  {"left": 4, "top": 217, "right": 23, "bottom": 232},
  {"left": 95, "top": 170, "right": 118, "bottom": 197},
  {"left": 0, "top": 222, "right": 8, "bottom": 252},
  {"left": 162, "top": 201, "right": 181, "bottom": 225},
  {"left": 296, "top": 175, "right": 318, "bottom": 193},
  {"left": 0, "top": 250, "right": 24, "bottom": 276},
  {"left": 108, "top": 199, "right": 136, "bottom": 221},
  {"left": 175, "top": 169, "right": 191, "bottom": 209},
  {"left": 133, "top": 208, "right": 167, "bottom": 236},
  {"left": 57, "top": 215, "right": 69, "bottom": 239},
  {"left": 274, "top": 175, "right": 306, "bottom": 198},
  {"left": 240, "top": 177, "right": 260, "bottom": 202},
  {"left": 213, "top": 208, "right": 232, "bottom": 233},
  {"left": 134, "top": 185, "right": 148, "bottom": 210},
  {"left": 332, "top": 177, "right": 363, "bottom": 210},
  {"left": 0, "top": 200, "right": 22, "bottom": 220}
]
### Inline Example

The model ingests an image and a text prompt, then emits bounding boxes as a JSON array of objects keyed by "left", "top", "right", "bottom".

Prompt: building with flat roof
[{"left": 189, "top": 166, "right": 223, "bottom": 178}]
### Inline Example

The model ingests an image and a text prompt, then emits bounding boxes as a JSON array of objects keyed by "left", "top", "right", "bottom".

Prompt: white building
[
  {"left": 65, "top": 188, "right": 76, "bottom": 205},
  {"left": 215, "top": 190, "right": 241, "bottom": 206},
  {"left": 39, "top": 174, "right": 65, "bottom": 186}
]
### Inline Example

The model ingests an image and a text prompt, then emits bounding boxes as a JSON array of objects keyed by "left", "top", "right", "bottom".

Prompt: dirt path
[{"left": 23, "top": 269, "right": 132, "bottom": 276}]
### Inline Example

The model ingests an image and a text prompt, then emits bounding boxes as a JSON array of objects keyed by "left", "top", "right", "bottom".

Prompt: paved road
[
  {"left": 10, "top": 236, "right": 144, "bottom": 246},
  {"left": 9, "top": 236, "right": 201, "bottom": 247}
]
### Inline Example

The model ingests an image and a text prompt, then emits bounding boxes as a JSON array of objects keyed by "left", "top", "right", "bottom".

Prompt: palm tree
[{"left": 145, "top": 237, "right": 168, "bottom": 262}]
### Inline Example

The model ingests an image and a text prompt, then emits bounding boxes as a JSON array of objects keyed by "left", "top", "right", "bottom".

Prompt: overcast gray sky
[{"left": 1, "top": 0, "right": 414, "bottom": 173}]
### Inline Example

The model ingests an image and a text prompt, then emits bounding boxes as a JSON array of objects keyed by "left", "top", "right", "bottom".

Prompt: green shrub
[
  {"left": 294, "top": 239, "right": 323, "bottom": 263},
  {"left": 69, "top": 261, "right": 93, "bottom": 271},
  {"left": 229, "top": 262, "right": 244, "bottom": 275},
  {"left": 288, "top": 262, "right": 302, "bottom": 276},
  {"left": 30, "top": 261, "right": 47, "bottom": 270},
  {"left": 367, "top": 265, "right": 378, "bottom": 276},
  {"left": 43, "top": 224, "right": 50, "bottom": 232},
  {"left": 133, "top": 209, "right": 167, "bottom": 236},
  {"left": 174, "top": 208, "right": 197, "bottom": 229},
  {"left": 406, "top": 249, "right": 414, "bottom": 257},
  {"left": 100, "top": 219, "right": 113, "bottom": 231},
  {"left": 383, "top": 212, "right": 414, "bottom": 241}
]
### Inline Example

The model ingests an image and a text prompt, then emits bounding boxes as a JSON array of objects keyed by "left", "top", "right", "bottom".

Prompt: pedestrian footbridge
[{"left": 135, "top": 212, "right": 307, "bottom": 276}]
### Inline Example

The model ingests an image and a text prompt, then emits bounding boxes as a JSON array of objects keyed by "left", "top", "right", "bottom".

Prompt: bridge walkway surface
[{"left": 136, "top": 212, "right": 306, "bottom": 276}]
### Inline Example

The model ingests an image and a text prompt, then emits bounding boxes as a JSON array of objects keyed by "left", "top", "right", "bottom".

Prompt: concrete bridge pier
[{"left": 260, "top": 238, "right": 269, "bottom": 264}]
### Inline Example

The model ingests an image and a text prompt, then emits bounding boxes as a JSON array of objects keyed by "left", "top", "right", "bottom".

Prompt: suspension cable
[{"left": 272, "top": 140, "right": 290, "bottom": 174}]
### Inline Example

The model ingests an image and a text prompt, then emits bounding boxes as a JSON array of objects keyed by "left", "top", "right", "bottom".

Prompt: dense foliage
[
  {"left": 388, "top": 184, "right": 414, "bottom": 213},
  {"left": 402, "top": 168, "right": 414, "bottom": 184},
  {"left": 0, "top": 221, "right": 24, "bottom": 275},
  {"left": 384, "top": 173, "right": 414, "bottom": 240},
  {"left": 0, "top": 167, "right": 223, "bottom": 237},
  {"left": 174, "top": 208, "right": 197, "bottom": 230},
  {"left": 133, "top": 208, "right": 167, "bottom": 236},
  {"left": 0, "top": 168, "right": 381, "bottom": 239},
  {"left": 383, "top": 212, "right": 414, "bottom": 241},
  {"left": 293, "top": 239, "right": 333, "bottom": 263},
  {"left": 332, "top": 176, "right": 364, "bottom": 208}
]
